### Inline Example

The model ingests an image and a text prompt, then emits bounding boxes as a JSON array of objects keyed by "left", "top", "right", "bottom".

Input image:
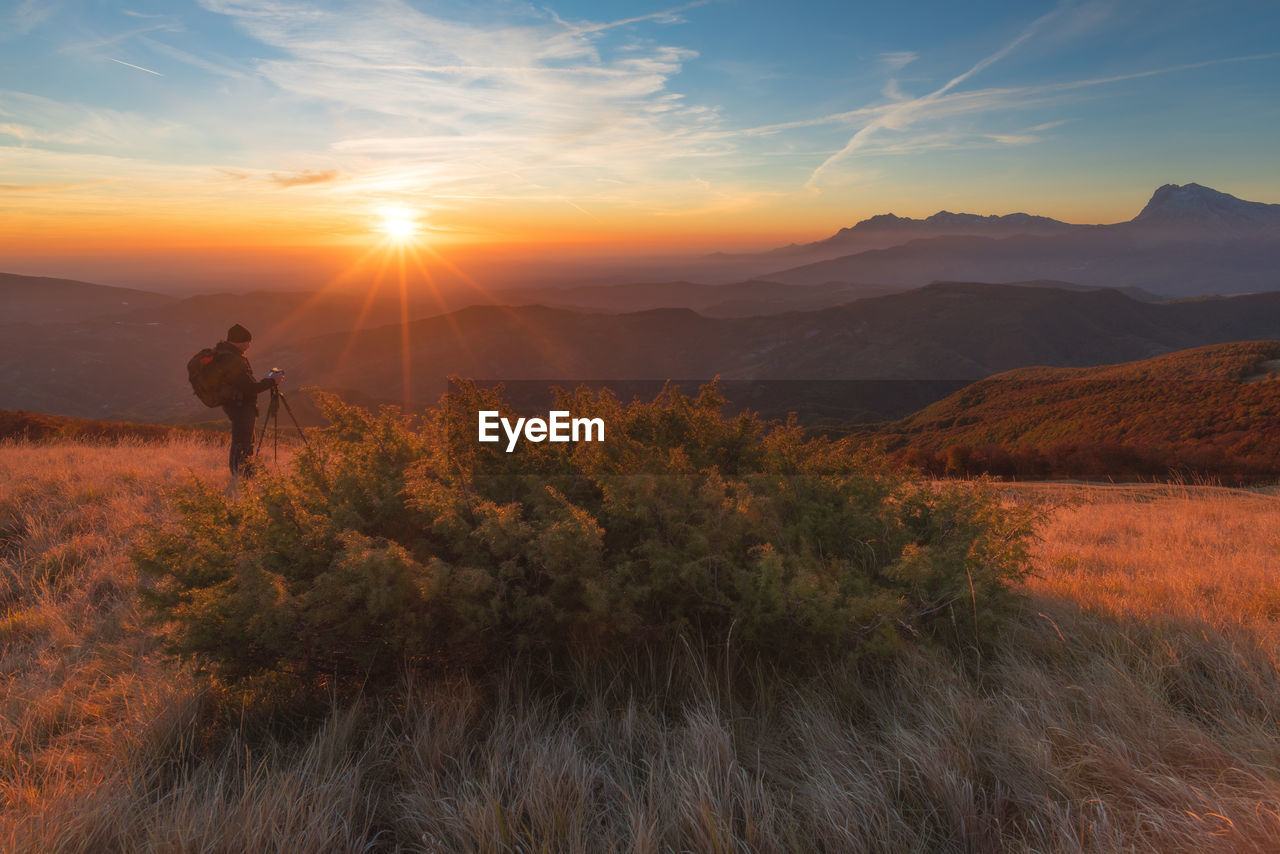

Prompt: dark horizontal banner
[
  {"left": 447, "top": 378, "right": 975, "bottom": 426},
  {"left": 434, "top": 378, "right": 974, "bottom": 475}
]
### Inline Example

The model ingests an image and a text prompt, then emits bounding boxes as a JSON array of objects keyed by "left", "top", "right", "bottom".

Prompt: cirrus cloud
[{"left": 195, "top": 0, "right": 729, "bottom": 208}]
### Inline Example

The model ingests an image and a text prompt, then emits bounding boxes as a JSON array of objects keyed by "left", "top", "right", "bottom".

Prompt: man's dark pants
[{"left": 223, "top": 401, "right": 259, "bottom": 477}]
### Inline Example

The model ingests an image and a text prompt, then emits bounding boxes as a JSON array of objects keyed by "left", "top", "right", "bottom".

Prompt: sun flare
[{"left": 374, "top": 206, "right": 422, "bottom": 243}]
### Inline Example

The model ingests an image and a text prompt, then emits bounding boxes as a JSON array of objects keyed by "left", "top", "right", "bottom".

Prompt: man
[{"left": 216, "top": 323, "right": 281, "bottom": 479}]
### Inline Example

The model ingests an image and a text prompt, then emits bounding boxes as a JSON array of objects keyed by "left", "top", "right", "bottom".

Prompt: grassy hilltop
[
  {"left": 879, "top": 340, "right": 1280, "bottom": 481},
  {"left": 3, "top": 433, "right": 1280, "bottom": 851}
]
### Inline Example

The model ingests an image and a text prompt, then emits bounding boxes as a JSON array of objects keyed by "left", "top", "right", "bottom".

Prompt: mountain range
[
  {"left": 477, "top": 182, "right": 1279, "bottom": 295},
  {"left": 294, "top": 282, "right": 1280, "bottom": 398},
  {"left": 708, "top": 211, "right": 1080, "bottom": 265},
  {"left": 8, "top": 278, "right": 1280, "bottom": 424},
  {"left": 3, "top": 182, "right": 1279, "bottom": 425},
  {"left": 756, "top": 184, "right": 1280, "bottom": 296}
]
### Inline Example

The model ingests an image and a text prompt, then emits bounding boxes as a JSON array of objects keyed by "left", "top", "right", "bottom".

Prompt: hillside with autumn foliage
[{"left": 877, "top": 341, "right": 1280, "bottom": 481}]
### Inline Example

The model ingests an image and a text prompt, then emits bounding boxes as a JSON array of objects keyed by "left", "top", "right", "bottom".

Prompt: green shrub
[{"left": 135, "top": 383, "right": 1031, "bottom": 689}]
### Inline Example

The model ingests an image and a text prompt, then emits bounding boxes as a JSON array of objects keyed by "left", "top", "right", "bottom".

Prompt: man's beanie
[{"left": 227, "top": 323, "right": 252, "bottom": 343}]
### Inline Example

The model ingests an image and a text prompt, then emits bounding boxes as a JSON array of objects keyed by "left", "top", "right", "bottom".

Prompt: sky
[{"left": 2, "top": 0, "right": 1278, "bottom": 287}]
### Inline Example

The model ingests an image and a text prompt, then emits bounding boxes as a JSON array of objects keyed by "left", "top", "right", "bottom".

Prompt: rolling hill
[
  {"left": 297, "top": 282, "right": 1280, "bottom": 390},
  {"left": 767, "top": 230, "right": 1280, "bottom": 296},
  {"left": 875, "top": 341, "right": 1280, "bottom": 481},
  {"left": 0, "top": 272, "right": 176, "bottom": 324},
  {"left": 11, "top": 281, "right": 1280, "bottom": 423}
]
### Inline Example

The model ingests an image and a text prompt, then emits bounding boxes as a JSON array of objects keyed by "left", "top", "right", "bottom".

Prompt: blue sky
[{"left": 2, "top": 0, "right": 1278, "bottom": 258}]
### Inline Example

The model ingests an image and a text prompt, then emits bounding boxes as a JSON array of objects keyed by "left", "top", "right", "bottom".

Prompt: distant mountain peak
[
  {"left": 1131, "top": 182, "right": 1280, "bottom": 231},
  {"left": 842, "top": 210, "right": 1069, "bottom": 232},
  {"left": 801, "top": 210, "right": 1076, "bottom": 252},
  {"left": 831, "top": 213, "right": 907, "bottom": 235}
]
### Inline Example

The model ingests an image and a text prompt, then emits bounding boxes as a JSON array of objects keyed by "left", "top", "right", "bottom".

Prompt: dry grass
[
  {"left": 3, "top": 443, "right": 1280, "bottom": 852},
  {"left": 0, "top": 439, "right": 223, "bottom": 849}
]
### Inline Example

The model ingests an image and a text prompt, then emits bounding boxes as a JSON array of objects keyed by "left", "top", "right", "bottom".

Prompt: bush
[{"left": 135, "top": 383, "right": 1031, "bottom": 690}]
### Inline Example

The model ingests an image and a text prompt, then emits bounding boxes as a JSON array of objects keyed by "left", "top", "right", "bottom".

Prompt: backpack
[{"left": 187, "top": 347, "right": 237, "bottom": 407}]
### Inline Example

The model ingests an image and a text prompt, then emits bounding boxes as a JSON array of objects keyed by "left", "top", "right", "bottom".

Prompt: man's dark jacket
[
  {"left": 216, "top": 340, "right": 275, "bottom": 477},
  {"left": 214, "top": 340, "right": 275, "bottom": 409}
]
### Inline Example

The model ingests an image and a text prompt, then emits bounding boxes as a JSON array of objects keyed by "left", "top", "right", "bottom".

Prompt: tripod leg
[
  {"left": 275, "top": 392, "right": 311, "bottom": 447},
  {"left": 256, "top": 390, "right": 281, "bottom": 463},
  {"left": 255, "top": 399, "right": 271, "bottom": 457}
]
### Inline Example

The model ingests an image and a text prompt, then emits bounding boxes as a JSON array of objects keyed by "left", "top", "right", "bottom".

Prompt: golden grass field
[{"left": 3, "top": 440, "right": 1280, "bottom": 852}]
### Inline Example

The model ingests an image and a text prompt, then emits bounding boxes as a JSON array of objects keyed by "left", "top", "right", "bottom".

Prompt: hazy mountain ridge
[
  {"left": 746, "top": 210, "right": 1080, "bottom": 260},
  {"left": 548, "top": 184, "right": 1279, "bottom": 288},
  {"left": 291, "top": 283, "right": 1280, "bottom": 416},
  {"left": 766, "top": 231, "right": 1280, "bottom": 296},
  {"left": 761, "top": 184, "right": 1280, "bottom": 295},
  {"left": 9, "top": 281, "right": 1280, "bottom": 423},
  {"left": 488, "top": 280, "right": 891, "bottom": 317},
  {"left": 0, "top": 272, "right": 176, "bottom": 324}
]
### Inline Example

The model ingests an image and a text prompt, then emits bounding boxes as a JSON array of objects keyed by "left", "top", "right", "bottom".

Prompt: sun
[{"left": 374, "top": 205, "right": 421, "bottom": 243}]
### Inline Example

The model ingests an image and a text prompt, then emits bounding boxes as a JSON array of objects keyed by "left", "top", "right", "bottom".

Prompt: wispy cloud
[
  {"left": 798, "top": 0, "right": 1279, "bottom": 191},
  {"left": 194, "top": 0, "right": 724, "bottom": 207},
  {"left": 59, "top": 21, "right": 180, "bottom": 54},
  {"left": 807, "top": 5, "right": 1064, "bottom": 189},
  {"left": 1029, "top": 52, "right": 1280, "bottom": 94},
  {"left": 138, "top": 36, "right": 247, "bottom": 79},
  {"left": 269, "top": 168, "right": 341, "bottom": 188},
  {"left": 0, "top": 90, "right": 183, "bottom": 151},
  {"left": 843, "top": 130, "right": 1046, "bottom": 157},
  {"left": 0, "top": 146, "right": 232, "bottom": 209},
  {"left": 549, "top": 0, "right": 710, "bottom": 36},
  {"left": 746, "top": 51, "right": 1277, "bottom": 149},
  {"left": 0, "top": 121, "right": 83, "bottom": 144},
  {"left": 879, "top": 51, "right": 917, "bottom": 72},
  {"left": 9, "top": 0, "right": 57, "bottom": 36},
  {"left": 0, "top": 180, "right": 117, "bottom": 193},
  {"left": 882, "top": 79, "right": 908, "bottom": 101}
]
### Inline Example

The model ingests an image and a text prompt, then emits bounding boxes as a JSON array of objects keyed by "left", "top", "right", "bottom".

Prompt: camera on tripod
[{"left": 255, "top": 369, "right": 306, "bottom": 465}]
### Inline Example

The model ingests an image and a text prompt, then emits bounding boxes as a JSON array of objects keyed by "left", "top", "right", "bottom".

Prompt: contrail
[
  {"left": 108, "top": 58, "right": 164, "bottom": 77},
  {"left": 805, "top": 5, "right": 1061, "bottom": 190}
]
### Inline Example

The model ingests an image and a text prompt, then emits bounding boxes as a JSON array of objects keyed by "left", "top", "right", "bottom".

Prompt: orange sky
[{"left": 0, "top": 176, "right": 1165, "bottom": 254}]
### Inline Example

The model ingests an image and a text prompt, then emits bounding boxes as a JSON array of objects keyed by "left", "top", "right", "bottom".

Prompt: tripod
[{"left": 255, "top": 386, "right": 309, "bottom": 467}]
